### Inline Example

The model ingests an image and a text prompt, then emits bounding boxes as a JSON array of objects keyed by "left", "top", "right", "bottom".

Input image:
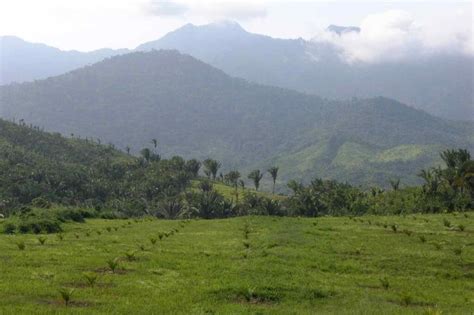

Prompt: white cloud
[
  {"left": 312, "top": 9, "right": 473, "bottom": 63},
  {"left": 142, "top": 0, "right": 267, "bottom": 20},
  {"left": 145, "top": 1, "right": 189, "bottom": 17}
]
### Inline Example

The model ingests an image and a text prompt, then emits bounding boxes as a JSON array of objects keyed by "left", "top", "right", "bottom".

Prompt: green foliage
[
  {"left": 58, "top": 288, "right": 74, "bottom": 306},
  {"left": 83, "top": 272, "right": 98, "bottom": 287}
]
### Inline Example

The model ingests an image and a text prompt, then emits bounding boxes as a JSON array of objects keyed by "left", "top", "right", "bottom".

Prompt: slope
[{"left": 1, "top": 50, "right": 472, "bottom": 187}]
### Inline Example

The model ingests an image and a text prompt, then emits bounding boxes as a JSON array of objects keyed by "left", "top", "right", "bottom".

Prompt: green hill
[{"left": 1, "top": 50, "right": 473, "bottom": 188}]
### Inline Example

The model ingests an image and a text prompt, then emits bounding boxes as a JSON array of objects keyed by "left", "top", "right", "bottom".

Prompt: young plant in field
[
  {"left": 107, "top": 258, "right": 120, "bottom": 273},
  {"left": 443, "top": 219, "right": 451, "bottom": 228},
  {"left": 391, "top": 224, "right": 398, "bottom": 233},
  {"left": 243, "top": 241, "right": 250, "bottom": 249},
  {"left": 158, "top": 233, "right": 164, "bottom": 240},
  {"left": 85, "top": 231, "right": 91, "bottom": 237},
  {"left": 16, "top": 240, "right": 26, "bottom": 250},
  {"left": 149, "top": 237, "right": 157, "bottom": 245},
  {"left": 114, "top": 227, "right": 119, "bottom": 231},
  {"left": 458, "top": 224, "right": 465, "bottom": 232},
  {"left": 106, "top": 227, "right": 112, "bottom": 232},
  {"left": 138, "top": 244, "right": 146, "bottom": 251},
  {"left": 419, "top": 235, "right": 427, "bottom": 243},
  {"left": 402, "top": 229, "right": 412, "bottom": 236},
  {"left": 125, "top": 251, "right": 137, "bottom": 261},
  {"left": 83, "top": 272, "right": 98, "bottom": 287},
  {"left": 379, "top": 277, "right": 390, "bottom": 290},
  {"left": 453, "top": 247, "right": 462, "bottom": 256},
  {"left": 74, "top": 233, "right": 80, "bottom": 239},
  {"left": 96, "top": 231, "right": 102, "bottom": 236},
  {"left": 57, "top": 234, "right": 64, "bottom": 241},
  {"left": 58, "top": 288, "right": 74, "bottom": 307},
  {"left": 37, "top": 236, "right": 47, "bottom": 245},
  {"left": 433, "top": 242, "right": 442, "bottom": 250},
  {"left": 400, "top": 292, "right": 414, "bottom": 306}
]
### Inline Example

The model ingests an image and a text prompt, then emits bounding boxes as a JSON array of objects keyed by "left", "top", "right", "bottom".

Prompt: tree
[
  {"left": 202, "top": 159, "right": 221, "bottom": 180},
  {"left": 151, "top": 139, "right": 158, "bottom": 150},
  {"left": 248, "top": 170, "right": 264, "bottom": 191},
  {"left": 125, "top": 146, "right": 131, "bottom": 155},
  {"left": 185, "top": 159, "right": 201, "bottom": 177},
  {"left": 140, "top": 148, "right": 151, "bottom": 162},
  {"left": 389, "top": 178, "right": 400, "bottom": 191},
  {"left": 267, "top": 166, "right": 279, "bottom": 194}
]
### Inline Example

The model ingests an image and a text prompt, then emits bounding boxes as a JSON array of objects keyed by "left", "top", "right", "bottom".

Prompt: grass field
[{"left": 0, "top": 213, "right": 473, "bottom": 314}]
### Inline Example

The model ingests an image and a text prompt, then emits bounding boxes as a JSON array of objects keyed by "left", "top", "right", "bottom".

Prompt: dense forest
[
  {"left": 1, "top": 119, "right": 472, "bottom": 234},
  {"left": 2, "top": 50, "right": 473, "bottom": 188}
]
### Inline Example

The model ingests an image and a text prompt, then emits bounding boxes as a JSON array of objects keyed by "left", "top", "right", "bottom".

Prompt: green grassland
[{"left": 0, "top": 213, "right": 473, "bottom": 314}]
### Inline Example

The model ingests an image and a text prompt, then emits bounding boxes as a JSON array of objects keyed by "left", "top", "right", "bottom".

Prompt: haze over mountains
[
  {"left": 1, "top": 50, "right": 473, "bottom": 188},
  {"left": 1, "top": 21, "right": 472, "bottom": 121},
  {"left": 0, "top": 36, "right": 127, "bottom": 84}
]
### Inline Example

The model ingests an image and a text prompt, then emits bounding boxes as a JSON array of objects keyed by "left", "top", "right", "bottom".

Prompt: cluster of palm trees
[{"left": 136, "top": 139, "right": 281, "bottom": 194}]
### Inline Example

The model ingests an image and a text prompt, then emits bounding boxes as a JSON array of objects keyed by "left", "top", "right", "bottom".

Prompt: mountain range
[
  {"left": 1, "top": 50, "right": 473, "bottom": 189},
  {"left": 1, "top": 21, "right": 472, "bottom": 121}
]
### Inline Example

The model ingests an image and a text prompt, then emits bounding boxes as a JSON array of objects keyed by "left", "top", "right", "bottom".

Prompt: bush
[
  {"left": 3, "top": 222, "right": 16, "bottom": 234},
  {"left": 31, "top": 197, "right": 51, "bottom": 209}
]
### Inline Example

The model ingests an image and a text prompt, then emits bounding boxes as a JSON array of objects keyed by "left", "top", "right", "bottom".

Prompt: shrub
[
  {"left": 16, "top": 240, "right": 26, "bottom": 250},
  {"left": 107, "top": 258, "right": 120, "bottom": 273},
  {"left": 3, "top": 222, "right": 16, "bottom": 234},
  {"left": 37, "top": 236, "right": 47, "bottom": 245},
  {"left": 58, "top": 288, "right": 74, "bottom": 307},
  {"left": 83, "top": 272, "right": 98, "bottom": 287},
  {"left": 443, "top": 219, "right": 451, "bottom": 228},
  {"left": 31, "top": 197, "right": 51, "bottom": 209},
  {"left": 458, "top": 224, "right": 466, "bottom": 232},
  {"left": 379, "top": 277, "right": 390, "bottom": 290},
  {"left": 125, "top": 251, "right": 136, "bottom": 261}
]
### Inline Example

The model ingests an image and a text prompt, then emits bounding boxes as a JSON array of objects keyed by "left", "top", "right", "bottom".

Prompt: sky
[{"left": 0, "top": 0, "right": 472, "bottom": 62}]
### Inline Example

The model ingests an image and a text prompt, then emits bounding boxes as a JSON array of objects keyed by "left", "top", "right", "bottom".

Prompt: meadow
[{"left": 0, "top": 213, "right": 472, "bottom": 314}]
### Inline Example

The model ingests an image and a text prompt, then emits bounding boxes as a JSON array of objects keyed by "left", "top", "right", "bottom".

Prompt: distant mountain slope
[
  {"left": 0, "top": 36, "right": 127, "bottom": 85},
  {"left": 1, "top": 50, "right": 472, "bottom": 187},
  {"left": 137, "top": 22, "right": 474, "bottom": 121}
]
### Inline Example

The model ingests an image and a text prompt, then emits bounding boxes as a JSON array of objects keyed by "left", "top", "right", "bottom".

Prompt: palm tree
[
  {"left": 125, "top": 146, "right": 131, "bottom": 155},
  {"left": 203, "top": 159, "right": 221, "bottom": 180},
  {"left": 140, "top": 148, "right": 151, "bottom": 162},
  {"left": 151, "top": 139, "right": 158, "bottom": 150},
  {"left": 267, "top": 166, "right": 279, "bottom": 194},
  {"left": 248, "top": 170, "right": 264, "bottom": 191},
  {"left": 389, "top": 178, "right": 400, "bottom": 191}
]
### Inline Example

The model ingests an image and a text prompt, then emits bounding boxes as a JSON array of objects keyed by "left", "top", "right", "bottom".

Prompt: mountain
[
  {"left": 137, "top": 22, "right": 474, "bottom": 121},
  {"left": 327, "top": 25, "right": 361, "bottom": 35},
  {"left": 1, "top": 50, "right": 473, "bottom": 188},
  {"left": 0, "top": 36, "right": 128, "bottom": 85}
]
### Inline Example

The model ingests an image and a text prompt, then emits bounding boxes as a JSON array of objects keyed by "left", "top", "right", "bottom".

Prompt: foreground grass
[{"left": 0, "top": 213, "right": 473, "bottom": 314}]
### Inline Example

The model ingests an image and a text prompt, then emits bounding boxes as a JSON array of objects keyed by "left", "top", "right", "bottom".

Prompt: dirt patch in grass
[
  {"left": 63, "top": 281, "right": 115, "bottom": 289},
  {"left": 38, "top": 299, "right": 95, "bottom": 308},
  {"left": 94, "top": 267, "right": 130, "bottom": 275},
  {"left": 212, "top": 287, "right": 282, "bottom": 305}
]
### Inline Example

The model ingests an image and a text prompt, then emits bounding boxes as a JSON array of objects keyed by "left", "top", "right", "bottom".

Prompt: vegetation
[
  {"left": 2, "top": 51, "right": 473, "bottom": 188},
  {"left": 0, "top": 214, "right": 472, "bottom": 313}
]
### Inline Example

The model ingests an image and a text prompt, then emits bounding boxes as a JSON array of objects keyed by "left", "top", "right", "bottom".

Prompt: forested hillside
[
  {"left": 1, "top": 50, "right": 473, "bottom": 187},
  {"left": 137, "top": 22, "right": 473, "bottom": 121}
]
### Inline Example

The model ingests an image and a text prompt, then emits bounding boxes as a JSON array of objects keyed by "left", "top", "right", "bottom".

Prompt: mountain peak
[{"left": 327, "top": 25, "right": 361, "bottom": 35}]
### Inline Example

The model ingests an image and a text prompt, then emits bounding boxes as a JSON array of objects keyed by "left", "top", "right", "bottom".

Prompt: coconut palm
[
  {"left": 248, "top": 170, "right": 264, "bottom": 191},
  {"left": 267, "top": 166, "right": 279, "bottom": 194}
]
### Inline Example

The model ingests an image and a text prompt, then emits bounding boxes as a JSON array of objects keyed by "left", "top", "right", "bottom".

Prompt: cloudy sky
[{"left": 0, "top": 0, "right": 471, "bottom": 62}]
